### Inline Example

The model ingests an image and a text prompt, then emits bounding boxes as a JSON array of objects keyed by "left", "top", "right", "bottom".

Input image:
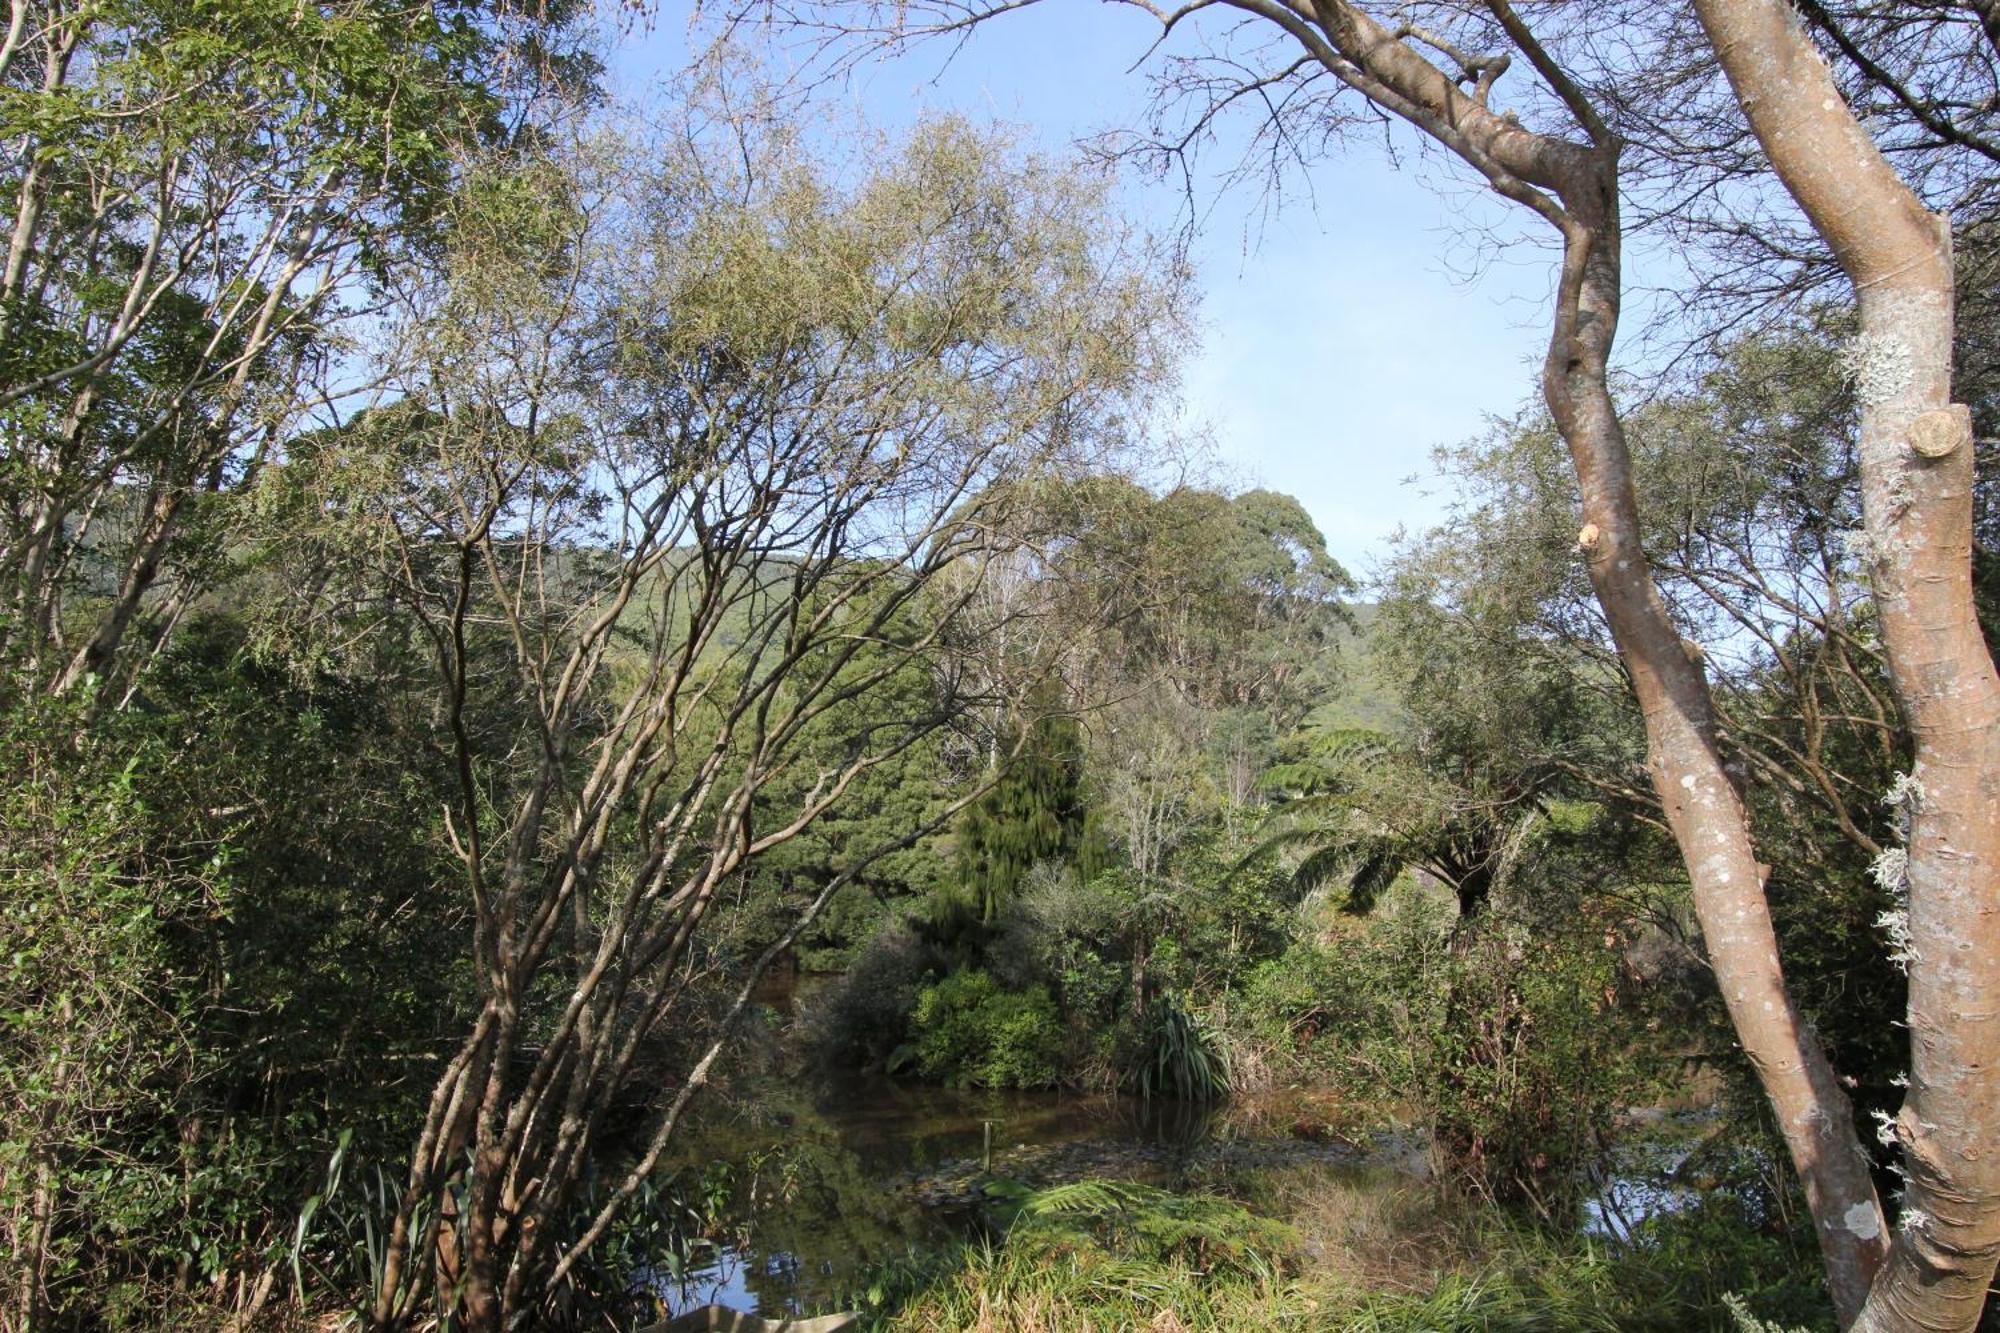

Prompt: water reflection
[
  {"left": 1582, "top": 1107, "right": 1724, "bottom": 1241},
  {"left": 640, "top": 1074, "right": 1366, "bottom": 1319}
]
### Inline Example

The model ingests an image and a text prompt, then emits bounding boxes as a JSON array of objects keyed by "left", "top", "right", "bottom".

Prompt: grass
[{"left": 847, "top": 1163, "right": 1836, "bottom": 1333}]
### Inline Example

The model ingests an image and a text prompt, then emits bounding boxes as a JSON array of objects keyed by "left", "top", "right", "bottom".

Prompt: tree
[
  {"left": 0, "top": 0, "right": 591, "bottom": 707},
  {"left": 733, "top": 632, "right": 964, "bottom": 971},
  {"left": 1383, "top": 321, "right": 1932, "bottom": 1213},
  {"left": 285, "top": 102, "right": 1181, "bottom": 1331},
  {"left": 1252, "top": 726, "right": 1551, "bottom": 920},
  {"left": 1689, "top": 2, "right": 2000, "bottom": 1324},
  {"left": 945, "top": 706, "right": 1091, "bottom": 927},
  {"left": 748, "top": 2, "right": 1914, "bottom": 1315}
]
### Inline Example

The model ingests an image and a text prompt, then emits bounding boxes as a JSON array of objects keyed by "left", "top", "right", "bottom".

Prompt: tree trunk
[
  {"left": 1176, "top": 0, "right": 1893, "bottom": 1313},
  {"left": 50, "top": 488, "right": 180, "bottom": 697},
  {"left": 1535, "top": 147, "right": 1888, "bottom": 1325},
  {"left": 1691, "top": 3, "right": 2000, "bottom": 1327}
]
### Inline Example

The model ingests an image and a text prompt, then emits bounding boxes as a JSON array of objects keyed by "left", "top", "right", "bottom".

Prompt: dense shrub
[
  {"left": 904, "top": 969, "right": 1064, "bottom": 1089},
  {"left": 987, "top": 862, "right": 1129, "bottom": 1021},
  {"left": 0, "top": 622, "right": 469, "bottom": 1324},
  {"left": 805, "top": 924, "right": 943, "bottom": 1072},
  {"left": 1411, "top": 919, "right": 1643, "bottom": 1216},
  {"left": 1228, "top": 885, "right": 1653, "bottom": 1216},
  {"left": 0, "top": 697, "right": 198, "bottom": 1324}
]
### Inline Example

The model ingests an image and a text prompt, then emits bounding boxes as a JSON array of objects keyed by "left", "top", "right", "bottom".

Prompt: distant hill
[{"left": 1307, "top": 602, "right": 1407, "bottom": 735}]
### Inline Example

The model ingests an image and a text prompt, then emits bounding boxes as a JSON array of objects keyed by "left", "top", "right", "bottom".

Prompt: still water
[{"left": 641, "top": 1075, "right": 1412, "bottom": 1319}]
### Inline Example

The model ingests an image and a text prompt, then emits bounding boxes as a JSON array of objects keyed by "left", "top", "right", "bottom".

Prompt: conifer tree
[{"left": 948, "top": 709, "right": 1090, "bottom": 925}]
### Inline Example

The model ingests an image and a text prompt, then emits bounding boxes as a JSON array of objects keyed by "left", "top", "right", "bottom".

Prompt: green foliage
[
  {"left": 1011, "top": 1178, "right": 1292, "bottom": 1280},
  {"left": 1013, "top": 476, "right": 1355, "bottom": 726},
  {"left": 1376, "top": 317, "right": 1934, "bottom": 1191},
  {"left": 991, "top": 864, "right": 1131, "bottom": 1025},
  {"left": 735, "top": 598, "right": 962, "bottom": 971},
  {"left": 1413, "top": 922, "right": 1640, "bottom": 1216},
  {"left": 1252, "top": 726, "right": 1462, "bottom": 913},
  {"left": 1231, "top": 882, "right": 1653, "bottom": 1215},
  {"left": 863, "top": 1169, "right": 1834, "bottom": 1333},
  {"left": 0, "top": 615, "right": 467, "bottom": 1324},
  {"left": 8, "top": 9, "right": 1955, "bottom": 1324},
  {"left": 941, "top": 708, "right": 1092, "bottom": 929},
  {"left": 0, "top": 696, "right": 199, "bottom": 1322},
  {"left": 134, "top": 618, "right": 468, "bottom": 1126},
  {"left": 1131, "top": 995, "right": 1232, "bottom": 1102},
  {"left": 867, "top": 1178, "right": 1298, "bottom": 1331},
  {"left": 1332, "top": 1255, "right": 1627, "bottom": 1333},
  {"left": 1613, "top": 1194, "right": 1833, "bottom": 1332},
  {"left": 0, "top": 0, "right": 595, "bottom": 701},
  {"left": 1722, "top": 1295, "right": 1816, "bottom": 1333},
  {"left": 806, "top": 926, "right": 944, "bottom": 1072},
  {"left": 905, "top": 970, "right": 1064, "bottom": 1090}
]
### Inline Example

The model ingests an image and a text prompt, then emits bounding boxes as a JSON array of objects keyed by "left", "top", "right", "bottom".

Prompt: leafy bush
[
  {"left": 1612, "top": 1193, "right": 1834, "bottom": 1331},
  {"left": 0, "top": 698, "right": 199, "bottom": 1325},
  {"left": 1234, "top": 924, "right": 1386, "bottom": 1083},
  {"left": 1409, "top": 919, "right": 1642, "bottom": 1217},
  {"left": 904, "top": 969, "right": 1063, "bottom": 1089},
  {"left": 988, "top": 862, "right": 1129, "bottom": 1020},
  {"left": 1228, "top": 886, "right": 1653, "bottom": 1215},
  {"left": 0, "top": 622, "right": 475, "bottom": 1324},
  {"left": 804, "top": 924, "right": 943, "bottom": 1072}
]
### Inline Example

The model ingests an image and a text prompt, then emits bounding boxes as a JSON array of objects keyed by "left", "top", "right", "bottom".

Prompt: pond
[{"left": 640, "top": 1072, "right": 1426, "bottom": 1320}]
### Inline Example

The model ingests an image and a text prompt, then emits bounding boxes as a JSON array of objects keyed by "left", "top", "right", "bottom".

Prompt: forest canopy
[{"left": 6, "top": 3, "right": 2000, "bottom": 1332}]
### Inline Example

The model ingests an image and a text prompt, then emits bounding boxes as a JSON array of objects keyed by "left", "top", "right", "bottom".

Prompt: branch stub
[{"left": 1906, "top": 404, "right": 1972, "bottom": 460}]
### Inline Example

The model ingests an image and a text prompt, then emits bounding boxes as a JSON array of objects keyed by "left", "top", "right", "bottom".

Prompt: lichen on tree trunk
[{"left": 1690, "top": 0, "right": 2000, "bottom": 1327}]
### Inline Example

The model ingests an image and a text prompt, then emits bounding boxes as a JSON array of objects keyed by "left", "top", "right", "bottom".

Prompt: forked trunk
[{"left": 1178, "top": 0, "right": 1900, "bottom": 1310}]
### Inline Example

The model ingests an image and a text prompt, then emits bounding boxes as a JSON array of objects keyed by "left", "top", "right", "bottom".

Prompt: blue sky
[{"left": 609, "top": 5, "right": 1594, "bottom": 580}]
